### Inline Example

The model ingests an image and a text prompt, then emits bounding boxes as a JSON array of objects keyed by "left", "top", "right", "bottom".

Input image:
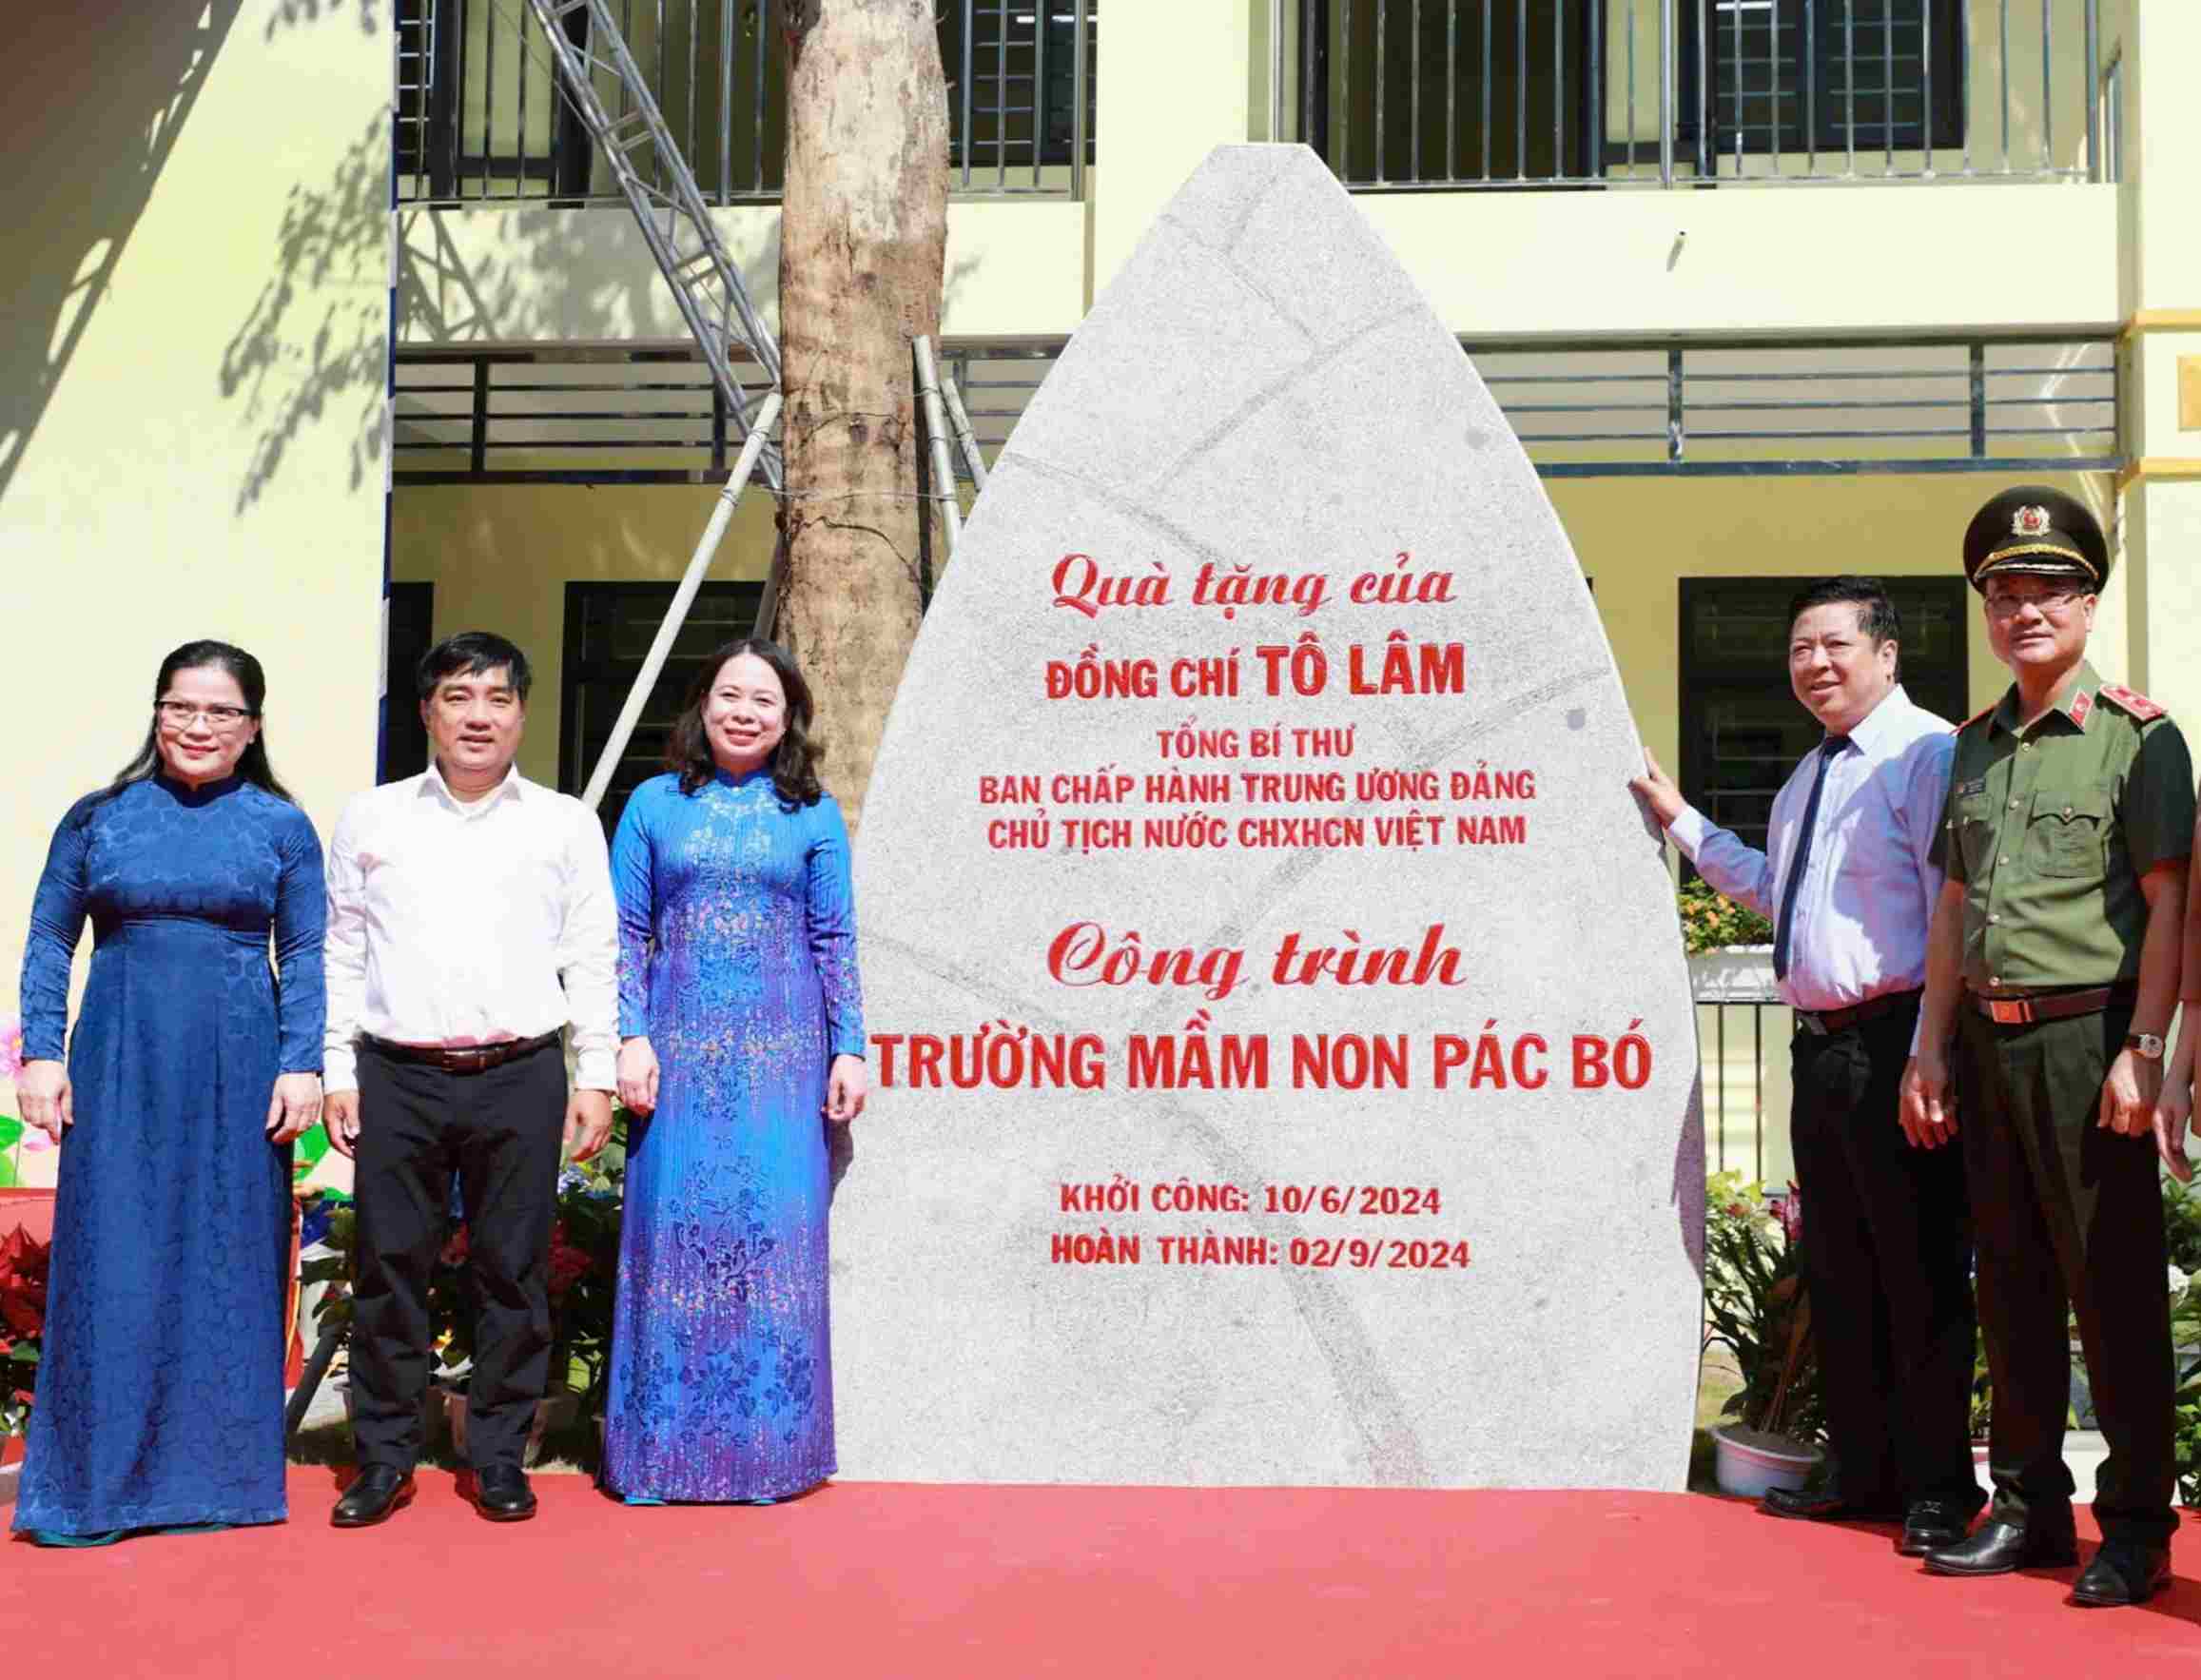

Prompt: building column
[
  {"left": 1088, "top": 0, "right": 1262, "bottom": 301},
  {"left": 0, "top": 2, "right": 391, "bottom": 1169},
  {"left": 2117, "top": 0, "right": 2201, "bottom": 718}
]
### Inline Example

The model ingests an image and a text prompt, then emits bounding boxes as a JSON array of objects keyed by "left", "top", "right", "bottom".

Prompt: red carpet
[{"left": 7, "top": 1472, "right": 2198, "bottom": 1675}]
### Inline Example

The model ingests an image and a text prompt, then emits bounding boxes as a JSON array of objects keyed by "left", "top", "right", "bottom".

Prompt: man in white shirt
[
  {"left": 321, "top": 632, "right": 617, "bottom": 1528},
  {"left": 1633, "top": 576, "right": 1981, "bottom": 1556}
]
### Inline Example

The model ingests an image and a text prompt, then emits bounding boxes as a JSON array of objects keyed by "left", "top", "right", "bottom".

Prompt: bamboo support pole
[
  {"left": 939, "top": 363, "right": 990, "bottom": 492},
  {"left": 582, "top": 388, "right": 784, "bottom": 811},
  {"left": 913, "top": 336, "right": 963, "bottom": 551}
]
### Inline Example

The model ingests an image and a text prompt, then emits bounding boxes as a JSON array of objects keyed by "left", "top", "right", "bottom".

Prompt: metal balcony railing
[
  {"left": 396, "top": 0, "right": 1095, "bottom": 205},
  {"left": 389, "top": 332, "right": 2116, "bottom": 483},
  {"left": 1293, "top": 0, "right": 2110, "bottom": 189}
]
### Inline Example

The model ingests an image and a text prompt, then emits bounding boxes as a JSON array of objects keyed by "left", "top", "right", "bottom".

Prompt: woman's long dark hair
[
  {"left": 668, "top": 637, "right": 825, "bottom": 810},
  {"left": 89, "top": 640, "right": 296, "bottom": 811}
]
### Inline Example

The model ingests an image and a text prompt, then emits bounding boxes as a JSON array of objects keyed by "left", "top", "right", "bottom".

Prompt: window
[
  {"left": 1683, "top": 0, "right": 1964, "bottom": 162},
  {"left": 396, "top": 1, "right": 1094, "bottom": 204},
  {"left": 380, "top": 582, "right": 436, "bottom": 785},
  {"left": 560, "top": 581, "right": 766, "bottom": 836},
  {"left": 940, "top": 2, "right": 1098, "bottom": 172},
  {"left": 2101, "top": 52, "right": 2123, "bottom": 185},
  {"left": 1304, "top": 0, "right": 1603, "bottom": 186},
  {"left": 1676, "top": 577, "right": 1969, "bottom": 863}
]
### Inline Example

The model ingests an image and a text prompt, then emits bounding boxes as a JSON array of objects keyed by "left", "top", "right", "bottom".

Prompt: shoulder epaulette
[
  {"left": 1955, "top": 704, "right": 1996, "bottom": 733},
  {"left": 2099, "top": 684, "right": 2168, "bottom": 724}
]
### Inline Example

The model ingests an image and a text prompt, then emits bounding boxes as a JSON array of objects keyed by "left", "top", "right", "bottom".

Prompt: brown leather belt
[
  {"left": 361, "top": 1030, "right": 561, "bottom": 1075},
  {"left": 1795, "top": 988, "right": 1921, "bottom": 1037},
  {"left": 1967, "top": 983, "right": 2136, "bottom": 1027}
]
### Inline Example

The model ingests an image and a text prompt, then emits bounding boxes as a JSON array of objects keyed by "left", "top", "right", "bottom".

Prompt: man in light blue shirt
[{"left": 1634, "top": 576, "right": 1982, "bottom": 1556}]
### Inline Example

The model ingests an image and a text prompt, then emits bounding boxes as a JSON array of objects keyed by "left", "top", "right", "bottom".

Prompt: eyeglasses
[
  {"left": 1983, "top": 588, "right": 2087, "bottom": 619},
  {"left": 156, "top": 700, "right": 255, "bottom": 732}
]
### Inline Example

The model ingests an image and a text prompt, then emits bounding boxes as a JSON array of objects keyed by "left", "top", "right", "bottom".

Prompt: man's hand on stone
[
  {"left": 566, "top": 1088, "right": 614, "bottom": 1162},
  {"left": 1627, "top": 749, "right": 1686, "bottom": 831}
]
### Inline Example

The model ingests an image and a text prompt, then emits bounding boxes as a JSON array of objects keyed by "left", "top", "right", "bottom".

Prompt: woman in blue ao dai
[
  {"left": 603, "top": 638, "right": 867, "bottom": 1502},
  {"left": 12, "top": 642, "right": 325, "bottom": 1544}
]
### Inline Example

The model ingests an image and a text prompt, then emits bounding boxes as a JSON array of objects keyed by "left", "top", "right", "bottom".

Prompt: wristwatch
[{"left": 2125, "top": 1031, "right": 2166, "bottom": 1061}]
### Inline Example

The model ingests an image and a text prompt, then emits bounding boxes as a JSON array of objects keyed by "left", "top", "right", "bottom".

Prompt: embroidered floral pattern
[
  {"left": 601, "top": 771, "right": 862, "bottom": 1501},
  {"left": 13, "top": 777, "right": 324, "bottom": 1535}
]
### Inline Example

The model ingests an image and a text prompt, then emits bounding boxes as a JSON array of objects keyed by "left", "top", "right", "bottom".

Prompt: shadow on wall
[
  {"left": 396, "top": 203, "right": 782, "bottom": 346},
  {"left": 263, "top": 0, "right": 382, "bottom": 36},
  {"left": 0, "top": 1, "right": 244, "bottom": 510},
  {"left": 222, "top": 113, "right": 393, "bottom": 514}
]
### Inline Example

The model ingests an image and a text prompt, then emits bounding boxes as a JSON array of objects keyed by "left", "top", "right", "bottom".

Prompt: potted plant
[
  {"left": 302, "top": 1130, "right": 627, "bottom": 1466},
  {"left": 0, "top": 1224, "right": 49, "bottom": 1478},
  {"left": 2163, "top": 1176, "right": 2201, "bottom": 1506},
  {"left": 1679, "top": 880, "right": 1779, "bottom": 1003},
  {"left": 1702, "top": 1170, "right": 1825, "bottom": 1496}
]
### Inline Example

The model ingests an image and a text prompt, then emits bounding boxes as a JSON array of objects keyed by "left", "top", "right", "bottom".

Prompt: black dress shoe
[
  {"left": 1897, "top": 1499, "right": 1977, "bottom": 1556},
  {"left": 472, "top": 1465, "right": 537, "bottom": 1523},
  {"left": 1760, "top": 1484, "right": 1899, "bottom": 1522},
  {"left": 1921, "top": 1517, "right": 2078, "bottom": 1576},
  {"left": 332, "top": 1466, "right": 416, "bottom": 1529},
  {"left": 2071, "top": 1542, "right": 2172, "bottom": 1608}
]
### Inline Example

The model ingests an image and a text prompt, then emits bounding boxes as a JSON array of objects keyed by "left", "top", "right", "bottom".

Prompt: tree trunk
[{"left": 777, "top": 0, "right": 949, "bottom": 832}]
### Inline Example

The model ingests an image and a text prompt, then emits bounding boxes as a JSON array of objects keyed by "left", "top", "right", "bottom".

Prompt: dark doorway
[
  {"left": 560, "top": 580, "right": 766, "bottom": 836},
  {"left": 380, "top": 581, "right": 436, "bottom": 784},
  {"left": 1677, "top": 576, "right": 1968, "bottom": 864}
]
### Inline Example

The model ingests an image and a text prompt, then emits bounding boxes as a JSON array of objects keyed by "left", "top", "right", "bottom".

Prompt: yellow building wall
[
  {"left": 390, "top": 484, "right": 781, "bottom": 789},
  {"left": 389, "top": 463, "right": 2124, "bottom": 1186},
  {"left": 1566, "top": 470, "right": 2123, "bottom": 776},
  {"left": 1558, "top": 466, "right": 2115, "bottom": 1185},
  {"left": 397, "top": 2, "right": 2122, "bottom": 353},
  {"left": 1, "top": 5, "right": 390, "bottom": 1173}
]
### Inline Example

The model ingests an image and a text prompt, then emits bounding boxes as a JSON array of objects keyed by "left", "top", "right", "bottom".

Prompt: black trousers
[
  {"left": 1790, "top": 997, "right": 1982, "bottom": 1513},
  {"left": 351, "top": 1039, "right": 566, "bottom": 1473},
  {"left": 1955, "top": 1003, "right": 2176, "bottom": 1546}
]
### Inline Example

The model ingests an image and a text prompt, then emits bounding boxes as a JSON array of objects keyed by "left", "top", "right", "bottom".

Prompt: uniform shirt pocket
[
  {"left": 1954, "top": 791, "right": 1996, "bottom": 879},
  {"left": 2027, "top": 789, "right": 2111, "bottom": 879}
]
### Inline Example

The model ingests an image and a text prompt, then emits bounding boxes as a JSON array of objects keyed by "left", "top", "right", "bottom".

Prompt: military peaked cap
[{"left": 1961, "top": 484, "right": 2109, "bottom": 593}]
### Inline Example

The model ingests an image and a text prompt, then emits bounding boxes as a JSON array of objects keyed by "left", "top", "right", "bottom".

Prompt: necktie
[{"left": 1772, "top": 734, "right": 1850, "bottom": 983}]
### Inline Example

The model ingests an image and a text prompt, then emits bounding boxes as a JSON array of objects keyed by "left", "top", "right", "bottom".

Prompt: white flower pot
[
  {"left": 1711, "top": 1424, "right": 1823, "bottom": 1498},
  {"left": 1687, "top": 946, "right": 1779, "bottom": 1005}
]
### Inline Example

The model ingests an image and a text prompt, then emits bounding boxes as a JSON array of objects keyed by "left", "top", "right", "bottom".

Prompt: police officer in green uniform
[{"left": 1904, "top": 486, "right": 2193, "bottom": 1607}]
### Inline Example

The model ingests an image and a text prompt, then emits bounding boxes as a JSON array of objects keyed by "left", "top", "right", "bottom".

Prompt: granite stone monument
[{"left": 836, "top": 145, "right": 1704, "bottom": 1489}]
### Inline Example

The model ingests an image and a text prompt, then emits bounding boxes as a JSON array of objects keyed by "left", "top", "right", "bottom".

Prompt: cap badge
[{"left": 2012, "top": 504, "right": 2053, "bottom": 537}]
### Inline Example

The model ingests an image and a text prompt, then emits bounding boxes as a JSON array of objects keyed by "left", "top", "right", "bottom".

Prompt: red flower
[
  {"left": 1777, "top": 1184, "right": 1803, "bottom": 1244},
  {"left": 0, "top": 1226, "right": 50, "bottom": 1342},
  {"left": 547, "top": 1227, "right": 591, "bottom": 1302}
]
